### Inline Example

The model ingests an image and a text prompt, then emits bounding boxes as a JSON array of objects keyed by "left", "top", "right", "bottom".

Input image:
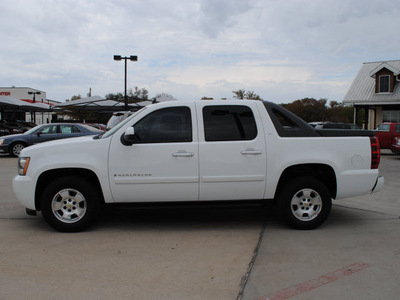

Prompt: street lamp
[
  {"left": 28, "top": 91, "right": 41, "bottom": 103},
  {"left": 113, "top": 55, "right": 138, "bottom": 110},
  {"left": 28, "top": 91, "right": 41, "bottom": 123}
]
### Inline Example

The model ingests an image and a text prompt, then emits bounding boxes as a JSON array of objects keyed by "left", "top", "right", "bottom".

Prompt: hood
[
  {"left": 1, "top": 133, "right": 24, "bottom": 140},
  {"left": 20, "top": 135, "right": 97, "bottom": 156}
]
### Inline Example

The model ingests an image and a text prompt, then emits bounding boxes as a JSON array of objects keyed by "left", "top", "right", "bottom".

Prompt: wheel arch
[
  {"left": 9, "top": 141, "right": 28, "bottom": 156},
  {"left": 275, "top": 163, "right": 337, "bottom": 200},
  {"left": 35, "top": 168, "right": 105, "bottom": 211}
]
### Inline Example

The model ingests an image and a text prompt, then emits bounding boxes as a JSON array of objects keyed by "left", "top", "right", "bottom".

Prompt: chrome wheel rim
[
  {"left": 290, "top": 188, "right": 322, "bottom": 221},
  {"left": 51, "top": 188, "right": 87, "bottom": 223},
  {"left": 12, "top": 144, "right": 24, "bottom": 156}
]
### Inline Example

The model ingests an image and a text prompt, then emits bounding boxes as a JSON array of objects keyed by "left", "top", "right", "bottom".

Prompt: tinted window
[
  {"left": 38, "top": 125, "right": 57, "bottom": 134},
  {"left": 203, "top": 105, "right": 257, "bottom": 141},
  {"left": 272, "top": 109, "right": 299, "bottom": 129},
  {"left": 133, "top": 107, "right": 192, "bottom": 143},
  {"left": 377, "top": 124, "right": 390, "bottom": 131},
  {"left": 379, "top": 75, "right": 390, "bottom": 93},
  {"left": 60, "top": 125, "right": 81, "bottom": 133}
]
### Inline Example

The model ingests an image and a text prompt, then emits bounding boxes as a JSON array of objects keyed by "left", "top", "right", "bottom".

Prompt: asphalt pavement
[{"left": 0, "top": 151, "right": 399, "bottom": 300}]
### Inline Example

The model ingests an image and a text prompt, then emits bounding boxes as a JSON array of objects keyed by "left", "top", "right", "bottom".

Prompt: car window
[
  {"left": 377, "top": 124, "right": 390, "bottom": 131},
  {"left": 60, "top": 125, "right": 81, "bottom": 134},
  {"left": 203, "top": 105, "right": 257, "bottom": 141},
  {"left": 38, "top": 125, "right": 57, "bottom": 134},
  {"left": 133, "top": 106, "right": 192, "bottom": 143}
]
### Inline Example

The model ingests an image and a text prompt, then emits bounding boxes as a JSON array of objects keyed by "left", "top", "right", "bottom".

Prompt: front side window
[
  {"left": 203, "top": 105, "right": 257, "bottom": 141},
  {"left": 133, "top": 107, "right": 192, "bottom": 143},
  {"left": 379, "top": 75, "right": 390, "bottom": 93},
  {"left": 38, "top": 125, "right": 57, "bottom": 134},
  {"left": 376, "top": 124, "right": 390, "bottom": 131}
]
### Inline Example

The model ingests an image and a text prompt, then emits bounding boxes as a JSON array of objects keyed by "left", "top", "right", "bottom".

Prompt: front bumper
[
  {"left": 0, "top": 145, "right": 9, "bottom": 153},
  {"left": 371, "top": 175, "right": 384, "bottom": 194},
  {"left": 12, "top": 175, "right": 37, "bottom": 210},
  {"left": 390, "top": 144, "right": 400, "bottom": 154}
]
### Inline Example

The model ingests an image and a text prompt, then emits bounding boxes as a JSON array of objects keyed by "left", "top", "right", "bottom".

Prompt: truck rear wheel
[
  {"left": 40, "top": 176, "right": 101, "bottom": 232},
  {"left": 278, "top": 177, "right": 332, "bottom": 230}
]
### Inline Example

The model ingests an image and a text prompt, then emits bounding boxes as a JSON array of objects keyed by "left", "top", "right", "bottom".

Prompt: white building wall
[
  {"left": 0, "top": 86, "right": 60, "bottom": 125},
  {"left": 0, "top": 86, "right": 46, "bottom": 102}
]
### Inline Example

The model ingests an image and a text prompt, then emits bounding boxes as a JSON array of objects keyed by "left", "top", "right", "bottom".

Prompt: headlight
[
  {"left": 18, "top": 157, "right": 31, "bottom": 176},
  {"left": 0, "top": 139, "right": 4, "bottom": 146}
]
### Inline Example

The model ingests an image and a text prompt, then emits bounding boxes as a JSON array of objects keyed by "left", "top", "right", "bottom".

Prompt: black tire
[
  {"left": 40, "top": 176, "right": 101, "bottom": 232},
  {"left": 278, "top": 177, "right": 332, "bottom": 230},
  {"left": 9, "top": 142, "right": 25, "bottom": 157}
]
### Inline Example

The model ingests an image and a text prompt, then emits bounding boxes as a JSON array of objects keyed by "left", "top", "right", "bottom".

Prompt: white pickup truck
[{"left": 13, "top": 100, "right": 384, "bottom": 232}]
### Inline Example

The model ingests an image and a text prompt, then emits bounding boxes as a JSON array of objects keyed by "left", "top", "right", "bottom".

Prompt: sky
[{"left": 1, "top": 0, "right": 400, "bottom": 104}]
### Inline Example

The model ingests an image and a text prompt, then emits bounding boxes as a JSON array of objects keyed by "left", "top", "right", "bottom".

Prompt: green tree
[
  {"left": 282, "top": 98, "right": 328, "bottom": 122},
  {"left": 232, "top": 89, "right": 261, "bottom": 100},
  {"left": 282, "top": 98, "right": 361, "bottom": 125},
  {"left": 105, "top": 86, "right": 149, "bottom": 103}
]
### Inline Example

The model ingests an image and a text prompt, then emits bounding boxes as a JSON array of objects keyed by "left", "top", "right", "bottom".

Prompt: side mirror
[{"left": 121, "top": 127, "right": 137, "bottom": 146}]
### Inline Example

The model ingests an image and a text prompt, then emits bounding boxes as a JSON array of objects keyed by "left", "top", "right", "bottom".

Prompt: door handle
[
  {"left": 172, "top": 151, "right": 194, "bottom": 157},
  {"left": 241, "top": 148, "right": 262, "bottom": 155}
]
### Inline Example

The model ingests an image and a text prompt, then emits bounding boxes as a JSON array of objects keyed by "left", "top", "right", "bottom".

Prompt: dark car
[
  {"left": 0, "top": 123, "right": 102, "bottom": 157},
  {"left": 1, "top": 121, "right": 26, "bottom": 134},
  {"left": 16, "top": 120, "right": 37, "bottom": 131},
  {"left": 0, "top": 124, "right": 11, "bottom": 136}
]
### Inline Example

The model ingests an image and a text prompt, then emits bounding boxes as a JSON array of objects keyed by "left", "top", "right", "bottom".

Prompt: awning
[{"left": 55, "top": 96, "right": 154, "bottom": 113}]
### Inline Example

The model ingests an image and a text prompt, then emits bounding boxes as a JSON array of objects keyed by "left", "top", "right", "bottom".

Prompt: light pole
[
  {"left": 28, "top": 91, "right": 41, "bottom": 123},
  {"left": 113, "top": 55, "right": 138, "bottom": 110}
]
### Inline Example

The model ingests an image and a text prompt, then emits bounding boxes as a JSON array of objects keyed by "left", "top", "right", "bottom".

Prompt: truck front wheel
[
  {"left": 278, "top": 177, "right": 332, "bottom": 230},
  {"left": 40, "top": 176, "right": 101, "bottom": 232}
]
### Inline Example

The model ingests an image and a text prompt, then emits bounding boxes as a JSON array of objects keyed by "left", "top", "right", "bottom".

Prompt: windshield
[
  {"left": 101, "top": 108, "right": 146, "bottom": 139},
  {"left": 23, "top": 125, "right": 43, "bottom": 135}
]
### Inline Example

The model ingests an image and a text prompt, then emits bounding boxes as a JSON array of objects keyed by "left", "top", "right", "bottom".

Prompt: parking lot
[{"left": 0, "top": 151, "right": 399, "bottom": 300}]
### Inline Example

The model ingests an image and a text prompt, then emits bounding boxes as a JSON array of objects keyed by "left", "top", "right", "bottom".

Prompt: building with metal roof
[{"left": 343, "top": 60, "right": 400, "bottom": 129}]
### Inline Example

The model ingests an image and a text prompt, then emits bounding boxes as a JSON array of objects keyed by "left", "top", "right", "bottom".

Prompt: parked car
[
  {"left": 13, "top": 100, "right": 383, "bottom": 232},
  {"left": 0, "top": 123, "right": 102, "bottom": 157},
  {"left": 1, "top": 121, "right": 25, "bottom": 134},
  {"left": 0, "top": 124, "right": 11, "bottom": 136},
  {"left": 86, "top": 123, "right": 106, "bottom": 131},
  {"left": 311, "top": 122, "right": 362, "bottom": 130},
  {"left": 16, "top": 120, "right": 36, "bottom": 131},
  {"left": 107, "top": 111, "right": 135, "bottom": 129},
  {"left": 391, "top": 136, "right": 400, "bottom": 154},
  {"left": 374, "top": 122, "right": 400, "bottom": 149}
]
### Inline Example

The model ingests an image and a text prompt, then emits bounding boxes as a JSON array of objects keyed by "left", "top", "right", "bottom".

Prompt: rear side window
[
  {"left": 60, "top": 125, "right": 81, "bottom": 133},
  {"left": 377, "top": 124, "right": 390, "bottom": 131},
  {"left": 203, "top": 105, "right": 257, "bottom": 141},
  {"left": 134, "top": 106, "right": 192, "bottom": 143}
]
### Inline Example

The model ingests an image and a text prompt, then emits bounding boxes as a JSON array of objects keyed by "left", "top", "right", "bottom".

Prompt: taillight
[{"left": 370, "top": 136, "right": 380, "bottom": 169}]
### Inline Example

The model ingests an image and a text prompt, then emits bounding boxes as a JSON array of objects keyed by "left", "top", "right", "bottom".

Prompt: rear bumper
[{"left": 371, "top": 175, "right": 384, "bottom": 194}]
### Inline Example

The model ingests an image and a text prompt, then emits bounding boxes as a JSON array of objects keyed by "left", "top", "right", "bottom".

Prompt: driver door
[{"left": 108, "top": 103, "right": 199, "bottom": 202}]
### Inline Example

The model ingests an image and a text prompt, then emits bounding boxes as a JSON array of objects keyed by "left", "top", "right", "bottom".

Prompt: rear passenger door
[{"left": 196, "top": 102, "right": 267, "bottom": 201}]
